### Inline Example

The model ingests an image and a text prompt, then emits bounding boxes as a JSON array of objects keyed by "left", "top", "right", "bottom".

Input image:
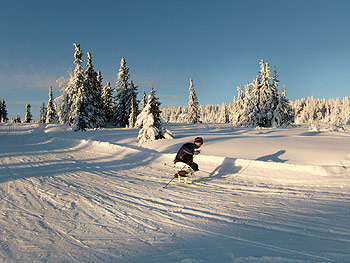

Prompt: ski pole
[{"left": 163, "top": 160, "right": 192, "bottom": 189}]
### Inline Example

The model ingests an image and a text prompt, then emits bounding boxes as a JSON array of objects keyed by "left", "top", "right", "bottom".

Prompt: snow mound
[{"left": 160, "top": 153, "right": 349, "bottom": 190}]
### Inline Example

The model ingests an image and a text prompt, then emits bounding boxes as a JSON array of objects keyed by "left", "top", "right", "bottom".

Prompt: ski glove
[{"left": 194, "top": 150, "right": 201, "bottom": 155}]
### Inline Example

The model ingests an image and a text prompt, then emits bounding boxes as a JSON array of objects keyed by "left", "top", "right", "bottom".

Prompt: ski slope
[{"left": 0, "top": 123, "right": 349, "bottom": 263}]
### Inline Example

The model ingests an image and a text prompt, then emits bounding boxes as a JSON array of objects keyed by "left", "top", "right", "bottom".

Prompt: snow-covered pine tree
[
  {"left": 218, "top": 102, "right": 229, "bottom": 123},
  {"left": 40, "top": 103, "right": 47, "bottom": 123},
  {"left": 272, "top": 85, "right": 293, "bottom": 127},
  {"left": 149, "top": 87, "right": 162, "bottom": 127},
  {"left": 46, "top": 86, "right": 57, "bottom": 123},
  {"left": 0, "top": 99, "right": 8, "bottom": 123},
  {"left": 330, "top": 98, "right": 343, "bottom": 128},
  {"left": 232, "top": 85, "right": 245, "bottom": 126},
  {"left": 257, "top": 61, "right": 279, "bottom": 127},
  {"left": 135, "top": 92, "right": 173, "bottom": 144},
  {"left": 128, "top": 81, "right": 139, "bottom": 128},
  {"left": 233, "top": 60, "right": 291, "bottom": 128},
  {"left": 14, "top": 115, "right": 21, "bottom": 123},
  {"left": 342, "top": 97, "right": 350, "bottom": 125},
  {"left": 0, "top": 100, "right": 2, "bottom": 122},
  {"left": 24, "top": 104, "right": 32, "bottom": 123},
  {"left": 141, "top": 90, "right": 147, "bottom": 111},
  {"left": 57, "top": 43, "right": 85, "bottom": 126},
  {"left": 102, "top": 81, "right": 115, "bottom": 123},
  {"left": 73, "top": 98, "right": 89, "bottom": 131},
  {"left": 84, "top": 53, "right": 105, "bottom": 128},
  {"left": 187, "top": 78, "right": 200, "bottom": 123},
  {"left": 114, "top": 57, "right": 131, "bottom": 127}
]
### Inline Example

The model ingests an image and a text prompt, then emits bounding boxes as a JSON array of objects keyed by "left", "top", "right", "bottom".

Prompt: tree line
[{"left": 2, "top": 54, "right": 348, "bottom": 136}]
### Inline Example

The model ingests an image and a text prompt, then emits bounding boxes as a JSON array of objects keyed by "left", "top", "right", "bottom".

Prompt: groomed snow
[{"left": 0, "top": 123, "right": 349, "bottom": 263}]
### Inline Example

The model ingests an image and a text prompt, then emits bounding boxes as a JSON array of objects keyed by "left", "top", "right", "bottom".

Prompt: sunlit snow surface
[{"left": 0, "top": 123, "right": 349, "bottom": 263}]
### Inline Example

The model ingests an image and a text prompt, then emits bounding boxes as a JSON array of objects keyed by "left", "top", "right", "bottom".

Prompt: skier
[{"left": 174, "top": 137, "right": 203, "bottom": 172}]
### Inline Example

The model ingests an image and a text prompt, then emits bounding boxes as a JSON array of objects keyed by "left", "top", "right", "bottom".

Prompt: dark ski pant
[{"left": 189, "top": 161, "right": 199, "bottom": 171}]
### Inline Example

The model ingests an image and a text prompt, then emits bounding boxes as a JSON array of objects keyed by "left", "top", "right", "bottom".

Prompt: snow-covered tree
[
  {"left": 57, "top": 43, "right": 85, "bottom": 126},
  {"left": 128, "top": 81, "right": 139, "bottom": 128},
  {"left": 12, "top": 115, "right": 21, "bottom": 123},
  {"left": 73, "top": 98, "right": 88, "bottom": 131},
  {"left": 135, "top": 92, "right": 173, "bottom": 144},
  {"left": 24, "top": 104, "right": 32, "bottom": 123},
  {"left": 217, "top": 102, "right": 230, "bottom": 123},
  {"left": 46, "top": 87, "right": 57, "bottom": 123},
  {"left": 272, "top": 85, "right": 293, "bottom": 127},
  {"left": 114, "top": 57, "right": 131, "bottom": 127},
  {"left": 232, "top": 60, "right": 291, "bottom": 128},
  {"left": 84, "top": 54, "right": 105, "bottom": 128},
  {"left": 187, "top": 78, "right": 200, "bottom": 123},
  {"left": 231, "top": 85, "right": 246, "bottom": 125},
  {"left": 0, "top": 99, "right": 8, "bottom": 123},
  {"left": 141, "top": 90, "right": 147, "bottom": 111},
  {"left": 40, "top": 103, "right": 47, "bottom": 123},
  {"left": 102, "top": 81, "right": 115, "bottom": 123}
]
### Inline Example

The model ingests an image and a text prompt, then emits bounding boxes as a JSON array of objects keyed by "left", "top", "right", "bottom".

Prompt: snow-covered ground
[{"left": 0, "top": 123, "right": 349, "bottom": 263}]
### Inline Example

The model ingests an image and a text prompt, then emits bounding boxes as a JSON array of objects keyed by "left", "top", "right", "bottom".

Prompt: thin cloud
[
  {"left": 7, "top": 100, "right": 44, "bottom": 106},
  {"left": 158, "top": 94, "right": 186, "bottom": 99},
  {"left": 0, "top": 72, "right": 58, "bottom": 91}
]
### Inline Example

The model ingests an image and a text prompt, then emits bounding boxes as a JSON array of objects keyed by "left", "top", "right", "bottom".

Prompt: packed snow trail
[{"left": 0, "top": 124, "right": 349, "bottom": 262}]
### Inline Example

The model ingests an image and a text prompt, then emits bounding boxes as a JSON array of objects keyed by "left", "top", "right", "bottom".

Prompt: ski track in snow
[{"left": 0, "top": 123, "right": 349, "bottom": 263}]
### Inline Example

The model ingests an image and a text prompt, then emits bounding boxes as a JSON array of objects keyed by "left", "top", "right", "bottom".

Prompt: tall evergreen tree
[
  {"left": 128, "top": 81, "right": 139, "bottom": 128},
  {"left": 187, "top": 78, "right": 200, "bottom": 123},
  {"left": 233, "top": 60, "right": 291, "bottom": 128},
  {"left": 0, "top": 99, "right": 7, "bottom": 122},
  {"left": 40, "top": 102, "right": 47, "bottom": 123},
  {"left": 24, "top": 104, "right": 32, "bottom": 123},
  {"left": 141, "top": 90, "right": 147, "bottom": 111},
  {"left": 84, "top": 53, "right": 105, "bottom": 128},
  {"left": 218, "top": 102, "right": 229, "bottom": 123},
  {"left": 272, "top": 85, "right": 293, "bottom": 127},
  {"left": 102, "top": 81, "right": 115, "bottom": 123},
  {"left": 57, "top": 43, "right": 85, "bottom": 126},
  {"left": 0, "top": 100, "right": 2, "bottom": 122},
  {"left": 74, "top": 98, "right": 88, "bottom": 131},
  {"left": 135, "top": 92, "right": 173, "bottom": 144},
  {"left": 46, "top": 86, "right": 57, "bottom": 123},
  {"left": 149, "top": 87, "right": 162, "bottom": 128},
  {"left": 114, "top": 57, "right": 131, "bottom": 127}
]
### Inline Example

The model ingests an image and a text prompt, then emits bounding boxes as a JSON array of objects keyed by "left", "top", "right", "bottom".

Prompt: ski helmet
[{"left": 194, "top": 137, "right": 204, "bottom": 144}]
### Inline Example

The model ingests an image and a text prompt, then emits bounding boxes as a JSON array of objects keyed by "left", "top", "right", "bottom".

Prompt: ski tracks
[{"left": 0, "top": 132, "right": 349, "bottom": 262}]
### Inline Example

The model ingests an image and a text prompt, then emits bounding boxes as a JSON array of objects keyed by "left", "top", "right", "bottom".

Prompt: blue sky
[{"left": 1, "top": 0, "right": 349, "bottom": 119}]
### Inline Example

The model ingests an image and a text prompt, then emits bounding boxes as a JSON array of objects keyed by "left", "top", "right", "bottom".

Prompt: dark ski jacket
[{"left": 174, "top": 143, "right": 196, "bottom": 164}]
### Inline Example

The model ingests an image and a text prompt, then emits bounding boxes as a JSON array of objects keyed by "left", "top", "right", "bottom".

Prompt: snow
[{"left": 0, "top": 123, "right": 349, "bottom": 263}]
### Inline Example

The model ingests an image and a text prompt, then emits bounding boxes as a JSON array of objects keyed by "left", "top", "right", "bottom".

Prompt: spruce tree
[
  {"left": 272, "top": 85, "right": 293, "bottom": 127},
  {"left": 149, "top": 87, "right": 162, "bottom": 128},
  {"left": 102, "top": 81, "right": 115, "bottom": 123},
  {"left": 40, "top": 102, "right": 47, "bottom": 123},
  {"left": 187, "top": 78, "right": 200, "bottom": 123},
  {"left": 128, "top": 81, "right": 139, "bottom": 128},
  {"left": 57, "top": 43, "right": 85, "bottom": 126},
  {"left": 74, "top": 98, "right": 88, "bottom": 131},
  {"left": 46, "top": 87, "right": 57, "bottom": 123},
  {"left": 84, "top": 53, "right": 105, "bottom": 128},
  {"left": 135, "top": 92, "right": 173, "bottom": 144},
  {"left": 0, "top": 100, "right": 2, "bottom": 122},
  {"left": 141, "top": 90, "right": 147, "bottom": 110},
  {"left": 0, "top": 99, "right": 7, "bottom": 122},
  {"left": 24, "top": 104, "right": 32, "bottom": 123},
  {"left": 218, "top": 102, "right": 229, "bottom": 123},
  {"left": 233, "top": 60, "right": 291, "bottom": 128},
  {"left": 14, "top": 115, "right": 21, "bottom": 123},
  {"left": 114, "top": 57, "right": 131, "bottom": 127}
]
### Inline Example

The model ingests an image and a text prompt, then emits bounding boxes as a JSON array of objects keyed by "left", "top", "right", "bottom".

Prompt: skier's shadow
[
  {"left": 256, "top": 150, "right": 287, "bottom": 163},
  {"left": 198, "top": 157, "right": 242, "bottom": 182}
]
